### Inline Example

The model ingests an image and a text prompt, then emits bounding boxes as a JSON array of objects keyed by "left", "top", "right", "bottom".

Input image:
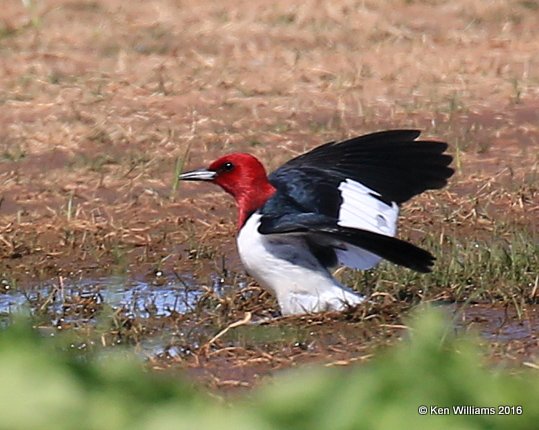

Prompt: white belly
[{"left": 237, "top": 213, "right": 364, "bottom": 315}]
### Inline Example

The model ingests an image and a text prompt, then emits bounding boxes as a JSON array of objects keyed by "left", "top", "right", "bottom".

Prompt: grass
[
  {"left": 169, "top": 141, "right": 192, "bottom": 199},
  {"left": 1, "top": 144, "right": 27, "bottom": 162},
  {"left": 345, "top": 229, "right": 539, "bottom": 305},
  {"left": 1, "top": 309, "right": 538, "bottom": 430},
  {"left": 0, "top": 0, "right": 538, "bottom": 392}
]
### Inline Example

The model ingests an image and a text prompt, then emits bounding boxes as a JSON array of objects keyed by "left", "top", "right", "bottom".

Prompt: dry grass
[{"left": 0, "top": 0, "right": 538, "bottom": 389}]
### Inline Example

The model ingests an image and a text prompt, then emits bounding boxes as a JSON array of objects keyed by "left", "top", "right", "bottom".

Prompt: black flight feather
[{"left": 269, "top": 129, "right": 454, "bottom": 206}]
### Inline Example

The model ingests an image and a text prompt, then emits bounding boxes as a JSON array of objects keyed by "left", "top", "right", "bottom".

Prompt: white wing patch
[
  {"left": 336, "top": 179, "right": 399, "bottom": 269},
  {"left": 338, "top": 179, "right": 398, "bottom": 235}
]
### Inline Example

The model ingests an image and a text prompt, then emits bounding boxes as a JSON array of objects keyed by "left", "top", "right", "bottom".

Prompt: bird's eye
[{"left": 222, "top": 162, "right": 234, "bottom": 172}]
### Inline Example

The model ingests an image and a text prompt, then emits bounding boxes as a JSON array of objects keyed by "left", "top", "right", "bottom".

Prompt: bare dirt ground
[{"left": 0, "top": 0, "right": 538, "bottom": 390}]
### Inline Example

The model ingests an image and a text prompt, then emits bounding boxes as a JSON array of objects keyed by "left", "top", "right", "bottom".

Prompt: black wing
[
  {"left": 268, "top": 129, "right": 453, "bottom": 211},
  {"left": 259, "top": 129, "right": 452, "bottom": 272}
]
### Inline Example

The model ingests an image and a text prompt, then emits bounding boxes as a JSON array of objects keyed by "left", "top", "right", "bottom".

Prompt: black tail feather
[
  {"left": 260, "top": 215, "right": 436, "bottom": 273},
  {"left": 326, "top": 227, "right": 435, "bottom": 273}
]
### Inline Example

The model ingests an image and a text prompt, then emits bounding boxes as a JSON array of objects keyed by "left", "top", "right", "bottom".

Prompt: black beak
[{"left": 179, "top": 168, "right": 217, "bottom": 181}]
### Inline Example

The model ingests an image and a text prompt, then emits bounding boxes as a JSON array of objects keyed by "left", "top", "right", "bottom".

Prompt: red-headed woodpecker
[{"left": 180, "top": 130, "right": 453, "bottom": 315}]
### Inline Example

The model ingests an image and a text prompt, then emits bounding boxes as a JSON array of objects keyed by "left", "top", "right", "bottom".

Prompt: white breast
[{"left": 237, "top": 213, "right": 364, "bottom": 315}]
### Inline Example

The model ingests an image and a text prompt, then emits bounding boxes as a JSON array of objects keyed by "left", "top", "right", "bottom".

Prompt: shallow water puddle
[
  {"left": 0, "top": 274, "right": 206, "bottom": 321},
  {"left": 1, "top": 277, "right": 537, "bottom": 371},
  {"left": 454, "top": 303, "right": 539, "bottom": 342},
  {"left": 0, "top": 283, "right": 28, "bottom": 317},
  {"left": 2, "top": 279, "right": 537, "bottom": 340}
]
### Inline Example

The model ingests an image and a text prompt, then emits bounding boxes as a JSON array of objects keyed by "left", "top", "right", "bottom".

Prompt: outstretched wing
[
  {"left": 262, "top": 129, "right": 452, "bottom": 271},
  {"left": 269, "top": 129, "right": 453, "bottom": 205}
]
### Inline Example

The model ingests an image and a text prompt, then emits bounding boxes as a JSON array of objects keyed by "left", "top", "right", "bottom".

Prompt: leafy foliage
[{"left": 1, "top": 310, "right": 537, "bottom": 430}]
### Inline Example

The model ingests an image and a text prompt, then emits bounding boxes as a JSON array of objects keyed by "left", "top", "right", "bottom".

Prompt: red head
[{"left": 179, "top": 153, "right": 276, "bottom": 228}]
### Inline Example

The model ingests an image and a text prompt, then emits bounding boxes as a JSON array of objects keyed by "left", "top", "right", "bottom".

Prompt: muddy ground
[{"left": 0, "top": 0, "right": 538, "bottom": 391}]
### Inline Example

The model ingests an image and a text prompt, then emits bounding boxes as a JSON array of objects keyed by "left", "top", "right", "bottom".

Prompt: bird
[{"left": 179, "top": 130, "right": 453, "bottom": 315}]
